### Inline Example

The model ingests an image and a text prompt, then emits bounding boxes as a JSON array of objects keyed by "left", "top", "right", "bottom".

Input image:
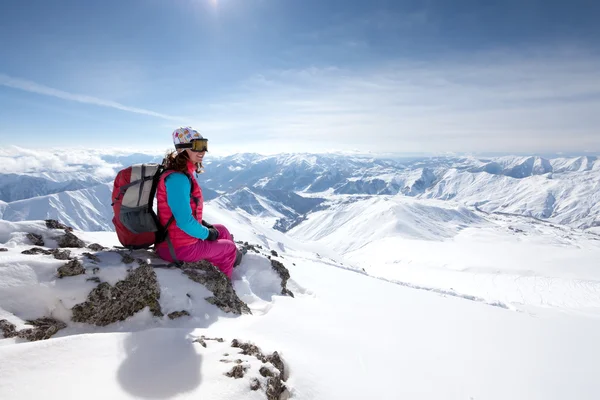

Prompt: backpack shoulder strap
[
  {"left": 183, "top": 172, "right": 201, "bottom": 206},
  {"left": 158, "top": 170, "right": 199, "bottom": 232}
]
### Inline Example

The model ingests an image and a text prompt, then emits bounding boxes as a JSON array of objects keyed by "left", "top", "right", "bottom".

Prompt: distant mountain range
[{"left": 0, "top": 153, "right": 598, "bottom": 231}]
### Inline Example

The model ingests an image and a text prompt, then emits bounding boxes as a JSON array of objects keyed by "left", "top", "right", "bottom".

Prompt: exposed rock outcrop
[
  {"left": 238, "top": 242, "right": 261, "bottom": 254},
  {"left": 167, "top": 310, "right": 190, "bottom": 320},
  {"left": 193, "top": 335, "right": 225, "bottom": 348},
  {"left": 226, "top": 364, "right": 248, "bottom": 379},
  {"left": 45, "top": 219, "right": 73, "bottom": 232},
  {"left": 270, "top": 259, "right": 294, "bottom": 297},
  {"left": 179, "top": 260, "right": 251, "bottom": 315},
  {"left": 229, "top": 339, "right": 288, "bottom": 400},
  {"left": 87, "top": 243, "right": 107, "bottom": 251},
  {"left": 57, "top": 259, "right": 85, "bottom": 278},
  {"left": 119, "top": 251, "right": 135, "bottom": 264},
  {"left": 27, "top": 233, "right": 44, "bottom": 246},
  {"left": 71, "top": 260, "right": 163, "bottom": 326},
  {"left": 0, "top": 317, "right": 66, "bottom": 341},
  {"left": 22, "top": 247, "right": 72, "bottom": 260},
  {"left": 55, "top": 231, "right": 86, "bottom": 248}
]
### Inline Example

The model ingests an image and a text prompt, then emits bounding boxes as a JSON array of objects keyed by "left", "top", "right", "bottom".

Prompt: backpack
[
  {"left": 111, "top": 163, "right": 167, "bottom": 249},
  {"left": 111, "top": 162, "right": 197, "bottom": 249}
]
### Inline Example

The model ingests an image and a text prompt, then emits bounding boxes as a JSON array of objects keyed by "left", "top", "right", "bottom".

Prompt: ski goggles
[{"left": 175, "top": 138, "right": 208, "bottom": 152}]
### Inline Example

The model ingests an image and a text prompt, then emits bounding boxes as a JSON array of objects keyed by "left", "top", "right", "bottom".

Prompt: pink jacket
[{"left": 155, "top": 161, "right": 204, "bottom": 249}]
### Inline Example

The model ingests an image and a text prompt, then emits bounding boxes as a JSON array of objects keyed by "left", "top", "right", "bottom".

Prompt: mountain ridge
[{"left": 1, "top": 153, "right": 599, "bottom": 231}]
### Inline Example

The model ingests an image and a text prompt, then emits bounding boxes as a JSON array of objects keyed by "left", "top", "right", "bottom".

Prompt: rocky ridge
[
  {"left": 0, "top": 219, "right": 295, "bottom": 399},
  {"left": 1, "top": 220, "right": 294, "bottom": 338}
]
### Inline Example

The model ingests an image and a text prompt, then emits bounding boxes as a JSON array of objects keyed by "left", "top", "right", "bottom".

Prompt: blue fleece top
[{"left": 164, "top": 172, "right": 209, "bottom": 240}]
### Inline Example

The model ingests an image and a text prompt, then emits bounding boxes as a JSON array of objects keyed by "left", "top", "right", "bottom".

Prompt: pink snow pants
[{"left": 157, "top": 224, "right": 237, "bottom": 278}]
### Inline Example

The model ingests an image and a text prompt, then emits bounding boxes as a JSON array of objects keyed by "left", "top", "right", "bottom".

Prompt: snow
[
  {"left": 289, "top": 195, "right": 486, "bottom": 253},
  {"left": 288, "top": 195, "right": 600, "bottom": 316},
  {"left": 2, "top": 153, "right": 600, "bottom": 399},
  {"left": 0, "top": 183, "right": 113, "bottom": 231},
  {"left": 2, "top": 203, "right": 600, "bottom": 399},
  {"left": 550, "top": 156, "right": 600, "bottom": 172},
  {"left": 2, "top": 153, "right": 600, "bottom": 230},
  {"left": 422, "top": 167, "right": 600, "bottom": 228}
]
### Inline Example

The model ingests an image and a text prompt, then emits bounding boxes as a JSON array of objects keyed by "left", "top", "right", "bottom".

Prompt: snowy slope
[
  {"left": 288, "top": 194, "right": 600, "bottom": 315},
  {"left": 216, "top": 187, "right": 326, "bottom": 232},
  {"left": 549, "top": 155, "right": 600, "bottom": 172},
  {"left": 0, "top": 183, "right": 113, "bottom": 231},
  {"left": 477, "top": 156, "right": 553, "bottom": 178},
  {"left": 2, "top": 209, "right": 600, "bottom": 399},
  {"left": 422, "top": 167, "right": 600, "bottom": 228},
  {"left": 217, "top": 188, "right": 297, "bottom": 220},
  {"left": 288, "top": 195, "right": 486, "bottom": 254},
  {"left": 0, "top": 173, "right": 107, "bottom": 202}
]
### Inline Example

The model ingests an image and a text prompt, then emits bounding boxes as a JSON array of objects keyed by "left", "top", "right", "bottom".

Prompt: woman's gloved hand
[{"left": 206, "top": 227, "right": 220, "bottom": 241}]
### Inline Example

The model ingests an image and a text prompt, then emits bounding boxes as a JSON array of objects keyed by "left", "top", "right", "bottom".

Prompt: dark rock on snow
[
  {"left": 0, "top": 319, "right": 17, "bottom": 338},
  {"left": 0, "top": 317, "right": 66, "bottom": 341},
  {"left": 167, "top": 310, "right": 190, "bottom": 320},
  {"left": 22, "top": 247, "right": 71, "bottom": 260},
  {"left": 250, "top": 378, "right": 262, "bottom": 391},
  {"left": 52, "top": 249, "right": 72, "bottom": 260},
  {"left": 226, "top": 364, "right": 248, "bottom": 379},
  {"left": 179, "top": 260, "right": 251, "bottom": 315},
  {"left": 83, "top": 252, "right": 101, "bottom": 263},
  {"left": 270, "top": 259, "right": 294, "bottom": 297},
  {"left": 230, "top": 339, "right": 287, "bottom": 400},
  {"left": 27, "top": 233, "right": 44, "bottom": 246},
  {"left": 87, "top": 243, "right": 106, "bottom": 251},
  {"left": 239, "top": 242, "right": 260, "bottom": 254},
  {"left": 193, "top": 335, "right": 225, "bottom": 348},
  {"left": 57, "top": 259, "right": 85, "bottom": 278},
  {"left": 55, "top": 231, "right": 85, "bottom": 248},
  {"left": 71, "top": 259, "right": 163, "bottom": 326},
  {"left": 45, "top": 219, "right": 73, "bottom": 232},
  {"left": 119, "top": 251, "right": 135, "bottom": 264}
]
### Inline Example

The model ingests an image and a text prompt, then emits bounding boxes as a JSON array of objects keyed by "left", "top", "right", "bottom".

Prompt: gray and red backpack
[{"left": 111, "top": 163, "right": 193, "bottom": 249}]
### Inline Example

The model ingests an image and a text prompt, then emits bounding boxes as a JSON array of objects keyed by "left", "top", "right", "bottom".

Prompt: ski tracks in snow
[{"left": 291, "top": 253, "right": 515, "bottom": 311}]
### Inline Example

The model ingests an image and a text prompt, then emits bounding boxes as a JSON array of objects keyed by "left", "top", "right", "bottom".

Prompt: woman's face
[{"left": 185, "top": 149, "right": 205, "bottom": 164}]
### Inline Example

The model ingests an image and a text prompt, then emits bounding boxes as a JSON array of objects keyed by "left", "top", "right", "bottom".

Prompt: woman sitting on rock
[{"left": 155, "top": 127, "right": 241, "bottom": 278}]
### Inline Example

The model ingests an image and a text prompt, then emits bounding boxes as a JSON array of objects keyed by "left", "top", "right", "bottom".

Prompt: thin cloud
[
  {"left": 0, "top": 73, "right": 184, "bottom": 121},
  {"left": 190, "top": 49, "right": 600, "bottom": 154},
  {"left": 0, "top": 146, "right": 121, "bottom": 177}
]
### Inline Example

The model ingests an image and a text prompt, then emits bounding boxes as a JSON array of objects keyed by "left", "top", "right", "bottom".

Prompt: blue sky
[{"left": 0, "top": 0, "right": 599, "bottom": 155}]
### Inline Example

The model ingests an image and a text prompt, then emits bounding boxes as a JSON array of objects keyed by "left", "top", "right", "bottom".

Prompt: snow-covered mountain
[
  {"left": 1, "top": 151, "right": 599, "bottom": 231},
  {"left": 287, "top": 194, "right": 600, "bottom": 310},
  {"left": 0, "top": 151, "right": 164, "bottom": 202},
  {"left": 0, "top": 173, "right": 107, "bottom": 202},
  {"left": 424, "top": 166, "right": 600, "bottom": 228},
  {"left": 0, "top": 183, "right": 114, "bottom": 231},
  {"left": 203, "top": 153, "right": 600, "bottom": 229},
  {"left": 215, "top": 187, "right": 326, "bottom": 232}
]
